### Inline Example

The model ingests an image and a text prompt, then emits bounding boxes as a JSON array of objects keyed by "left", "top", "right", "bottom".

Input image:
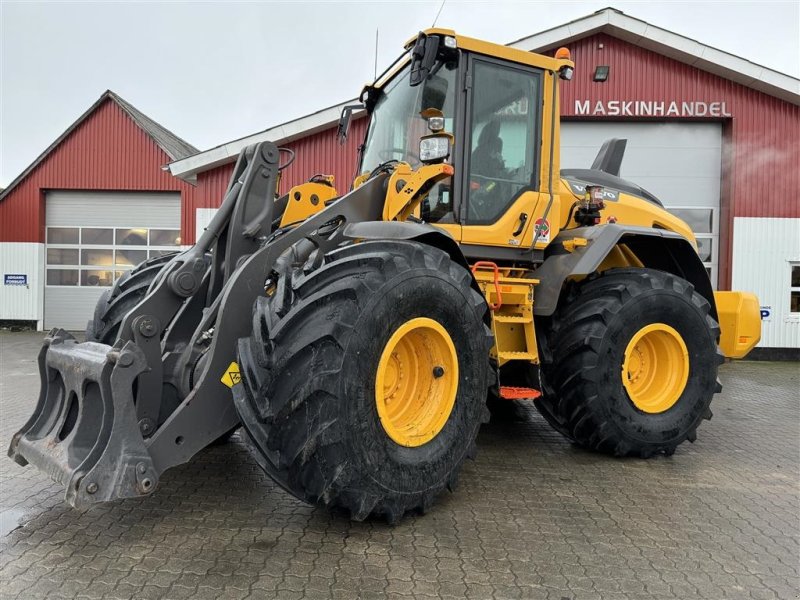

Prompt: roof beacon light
[{"left": 555, "top": 47, "right": 573, "bottom": 80}]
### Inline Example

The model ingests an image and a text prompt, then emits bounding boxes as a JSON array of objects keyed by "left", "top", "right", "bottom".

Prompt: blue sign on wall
[{"left": 4, "top": 274, "right": 28, "bottom": 286}]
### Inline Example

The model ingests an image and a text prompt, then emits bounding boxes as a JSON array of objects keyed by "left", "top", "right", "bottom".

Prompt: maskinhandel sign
[{"left": 574, "top": 100, "right": 732, "bottom": 117}]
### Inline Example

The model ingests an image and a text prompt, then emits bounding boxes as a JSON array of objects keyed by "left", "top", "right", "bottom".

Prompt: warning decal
[
  {"left": 221, "top": 362, "right": 242, "bottom": 388},
  {"left": 533, "top": 218, "right": 550, "bottom": 244}
]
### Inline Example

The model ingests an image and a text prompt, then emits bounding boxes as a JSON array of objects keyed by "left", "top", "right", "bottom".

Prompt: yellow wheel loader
[{"left": 9, "top": 30, "right": 761, "bottom": 522}]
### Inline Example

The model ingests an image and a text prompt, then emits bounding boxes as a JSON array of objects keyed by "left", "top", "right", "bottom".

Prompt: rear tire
[
  {"left": 85, "top": 253, "right": 178, "bottom": 344},
  {"left": 537, "top": 268, "right": 723, "bottom": 457},
  {"left": 236, "top": 240, "right": 492, "bottom": 523}
]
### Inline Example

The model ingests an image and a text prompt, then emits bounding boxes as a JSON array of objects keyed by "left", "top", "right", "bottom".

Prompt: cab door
[{"left": 458, "top": 57, "right": 546, "bottom": 252}]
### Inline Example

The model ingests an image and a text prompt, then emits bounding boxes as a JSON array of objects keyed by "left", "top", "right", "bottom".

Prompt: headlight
[
  {"left": 427, "top": 116, "right": 445, "bottom": 132},
  {"left": 419, "top": 135, "right": 450, "bottom": 163}
]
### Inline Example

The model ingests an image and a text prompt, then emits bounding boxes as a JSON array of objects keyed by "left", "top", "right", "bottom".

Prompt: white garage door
[
  {"left": 45, "top": 191, "right": 181, "bottom": 330},
  {"left": 561, "top": 122, "right": 722, "bottom": 286}
]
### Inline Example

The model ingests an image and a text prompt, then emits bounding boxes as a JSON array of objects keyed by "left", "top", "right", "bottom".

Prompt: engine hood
[{"left": 560, "top": 168, "right": 664, "bottom": 207}]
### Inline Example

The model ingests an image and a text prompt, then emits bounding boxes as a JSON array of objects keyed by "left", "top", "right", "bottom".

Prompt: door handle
[{"left": 512, "top": 213, "right": 528, "bottom": 237}]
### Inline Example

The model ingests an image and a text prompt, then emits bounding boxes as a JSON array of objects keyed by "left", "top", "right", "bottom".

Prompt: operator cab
[{"left": 347, "top": 30, "right": 570, "bottom": 259}]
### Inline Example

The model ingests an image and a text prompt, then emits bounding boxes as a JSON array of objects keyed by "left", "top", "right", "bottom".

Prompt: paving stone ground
[{"left": 0, "top": 331, "right": 798, "bottom": 599}]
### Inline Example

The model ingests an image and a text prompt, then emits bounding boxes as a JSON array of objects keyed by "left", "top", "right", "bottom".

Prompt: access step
[
  {"left": 499, "top": 386, "right": 542, "bottom": 400},
  {"left": 497, "top": 351, "right": 538, "bottom": 362},
  {"left": 494, "top": 315, "right": 532, "bottom": 323}
]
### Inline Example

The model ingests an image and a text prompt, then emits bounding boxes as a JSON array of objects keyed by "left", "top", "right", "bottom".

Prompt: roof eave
[
  {"left": 510, "top": 8, "right": 800, "bottom": 106},
  {"left": 169, "top": 100, "right": 364, "bottom": 181},
  {"left": 0, "top": 92, "right": 112, "bottom": 202}
]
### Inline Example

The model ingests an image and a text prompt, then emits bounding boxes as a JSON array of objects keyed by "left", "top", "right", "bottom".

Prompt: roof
[
  {"left": 109, "top": 92, "right": 199, "bottom": 161},
  {"left": 168, "top": 6, "right": 799, "bottom": 182},
  {"left": 510, "top": 8, "right": 800, "bottom": 105},
  {"left": 0, "top": 90, "right": 198, "bottom": 202},
  {"left": 168, "top": 100, "right": 363, "bottom": 182}
]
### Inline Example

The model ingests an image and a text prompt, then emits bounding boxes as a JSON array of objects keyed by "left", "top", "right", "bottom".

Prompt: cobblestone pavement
[{"left": 1, "top": 331, "right": 798, "bottom": 600}]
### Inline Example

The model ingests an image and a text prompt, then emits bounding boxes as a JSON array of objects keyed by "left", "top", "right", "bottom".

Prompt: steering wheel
[
  {"left": 469, "top": 186, "right": 495, "bottom": 221},
  {"left": 469, "top": 174, "right": 515, "bottom": 222}
]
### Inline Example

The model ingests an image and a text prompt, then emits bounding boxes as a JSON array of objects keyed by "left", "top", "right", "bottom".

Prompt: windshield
[{"left": 360, "top": 62, "right": 458, "bottom": 176}]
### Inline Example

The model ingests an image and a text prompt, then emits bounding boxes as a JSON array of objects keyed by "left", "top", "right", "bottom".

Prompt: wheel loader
[{"left": 9, "top": 30, "right": 761, "bottom": 523}]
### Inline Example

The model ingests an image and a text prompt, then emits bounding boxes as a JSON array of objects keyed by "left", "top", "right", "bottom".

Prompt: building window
[
  {"left": 791, "top": 263, "right": 800, "bottom": 314},
  {"left": 46, "top": 227, "right": 79, "bottom": 244},
  {"left": 46, "top": 226, "right": 179, "bottom": 287}
]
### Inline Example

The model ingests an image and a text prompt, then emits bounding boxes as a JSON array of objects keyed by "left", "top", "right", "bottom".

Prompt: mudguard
[
  {"left": 343, "top": 220, "right": 469, "bottom": 270},
  {"left": 534, "top": 224, "right": 717, "bottom": 320}
]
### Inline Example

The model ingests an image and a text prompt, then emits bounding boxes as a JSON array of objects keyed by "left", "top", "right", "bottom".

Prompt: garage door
[
  {"left": 45, "top": 191, "right": 181, "bottom": 330},
  {"left": 561, "top": 122, "right": 722, "bottom": 286}
]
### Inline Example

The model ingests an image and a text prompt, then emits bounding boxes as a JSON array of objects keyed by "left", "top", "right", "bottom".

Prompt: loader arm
[
  {"left": 8, "top": 142, "right": 281, "bottom": 507},
  {"left": 8, "top": 139, "right": 451, "bottom": 508}
]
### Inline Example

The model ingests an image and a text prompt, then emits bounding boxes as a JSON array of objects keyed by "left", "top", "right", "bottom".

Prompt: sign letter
[{"left": 593, "top": 101, "right": 606, "bottom": 116}]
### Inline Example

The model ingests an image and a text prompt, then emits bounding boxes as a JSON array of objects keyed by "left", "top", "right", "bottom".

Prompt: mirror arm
[{"left": 337, "top": 104, "right": 365, "bottom": 145}]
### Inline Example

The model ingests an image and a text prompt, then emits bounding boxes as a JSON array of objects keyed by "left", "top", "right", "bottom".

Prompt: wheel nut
[{"left": 433, "top": 366, "right": 445, "bottom": 378}]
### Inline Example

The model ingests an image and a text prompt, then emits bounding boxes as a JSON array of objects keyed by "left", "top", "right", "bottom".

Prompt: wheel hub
[
  {"left": 622, "top": 323, "right": 689, "bottom": 414},
  {"left": 375, "top": 317, "right": 459, "bottom": 447}
]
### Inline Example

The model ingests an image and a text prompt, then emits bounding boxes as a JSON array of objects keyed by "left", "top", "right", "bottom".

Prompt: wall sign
[
  {"left": 574, "top": 100, "right": 732, "bottom": 118},
  {"left": 4, "top": 274, "right": 28, "bottom": 286},
  {"left": 760, "top": 306, "right": 772, "bottom": 321}
]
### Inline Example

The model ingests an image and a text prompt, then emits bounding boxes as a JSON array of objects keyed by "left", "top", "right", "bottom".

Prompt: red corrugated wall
[
  {"left": 558, "top": 34, "right": 799, "bottom": 218},
  {"left": 0, "top": 98, "right": 196, "bottom": 243},
  {"left": 555, "top": 33, "right": 800, "bottom": 287},
  {"left": 184, "top": 118, "right": 368, "bottom": 244}
]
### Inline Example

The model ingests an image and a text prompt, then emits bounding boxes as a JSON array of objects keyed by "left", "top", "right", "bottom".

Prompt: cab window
[{"left": 466, "top": 60, "right": 541, "bottom": 224}]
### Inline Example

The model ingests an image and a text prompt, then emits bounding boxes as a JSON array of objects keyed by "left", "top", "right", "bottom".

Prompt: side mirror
[
  {"left": 410, "top": 33, "right": 440, "bottom": 87},
  {"left": 337, "top": 104, "right": 364, "bottom": 145}
]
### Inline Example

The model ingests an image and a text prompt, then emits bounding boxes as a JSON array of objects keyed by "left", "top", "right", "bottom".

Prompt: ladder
[{"left": 471, "top": 262, "right": 541, "bottom": 401}]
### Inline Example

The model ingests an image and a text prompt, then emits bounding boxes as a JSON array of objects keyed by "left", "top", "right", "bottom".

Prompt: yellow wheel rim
[
  {"left": 622, "top": 323, "right": 689, "bottom": 414},
  {"left": 375, "top": 317, "right": 459, "bottom": 447}
]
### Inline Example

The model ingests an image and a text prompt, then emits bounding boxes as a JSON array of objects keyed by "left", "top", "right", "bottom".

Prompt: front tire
[
  {"left": 85, "top": 252, "right": 178, "bottom": 344},
  {"left": 235, "top": 241, "right": 492, "bottom": 522},
  {"left": 537, "top": 268, "right": 723, "bottom": 457}
]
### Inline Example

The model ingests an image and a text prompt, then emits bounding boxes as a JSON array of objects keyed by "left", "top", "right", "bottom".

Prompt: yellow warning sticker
[{"left": 220, "top": 362, "right": 242, "bottom": 388}]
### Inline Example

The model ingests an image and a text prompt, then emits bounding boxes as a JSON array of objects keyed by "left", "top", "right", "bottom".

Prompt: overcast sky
[{"left": 1, "top": 1, "right": 798, "bottom": 187}]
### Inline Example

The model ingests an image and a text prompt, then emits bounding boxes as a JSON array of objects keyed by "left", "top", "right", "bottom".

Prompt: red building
[
  {"left": 0, "top": 91, "right": 198, "bottom": 329},
  {"left": 2, "top": 9, "right": 798, "bottom": 350}
]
